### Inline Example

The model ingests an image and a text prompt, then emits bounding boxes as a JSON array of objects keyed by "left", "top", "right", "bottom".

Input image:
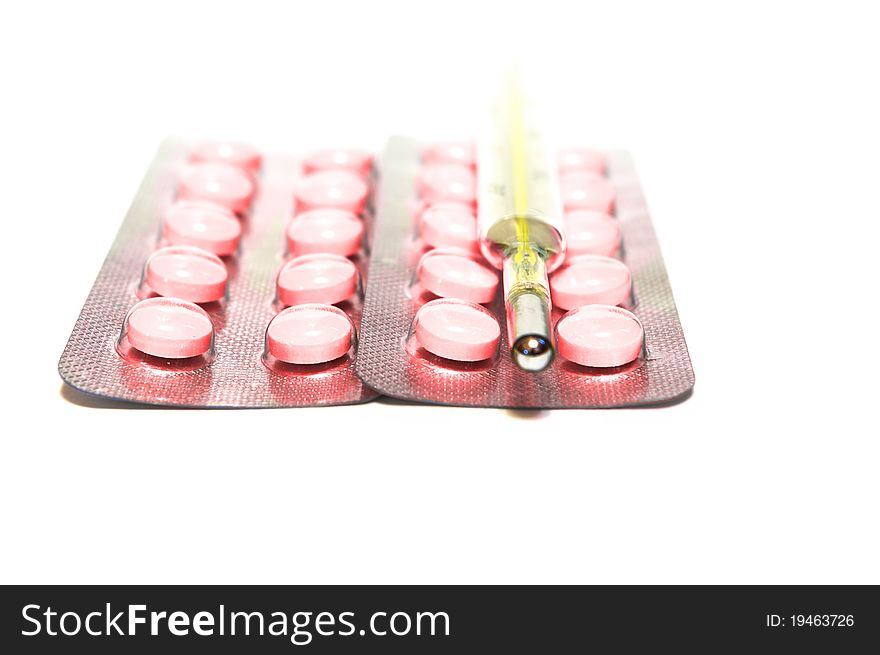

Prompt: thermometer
[{"left": 477, "top": 78, "right": 566, "bottom": 371}]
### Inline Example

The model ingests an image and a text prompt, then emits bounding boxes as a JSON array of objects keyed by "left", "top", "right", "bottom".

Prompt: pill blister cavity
[
  {"left": 190, "top": 140, "right": 262, "bottom": 174},
  {"left": 409, "top": 298, "right": 501, "bottom": 362},
  {"left": 559, "top": 170, "right": 616, "bottom": 213},
  {"left": 422, "top": 141, "right": 476, "bottom": 169},
  {"left": 276, "top": 254, "right": 360, "bottom": 307},
  {"left": 264, "top": 304, "right": 356, "bottom": 366},
  {"left": 557, "top": 148, "right": 606, "bottom": 176},
  {"left": 419, "top": 203, "right": 480, "bottom": 252},
  {"left": 563, "top": 210, "right": 620, "bottom": 258},
  {"left": 177, "top": 162, "right": 255, "bottom": 214},
  {"left": 415, "top": 249, "right": 498, "bottom": 304},
  {"left": 418, "top": 163, "right": 476, "bottom": 206},
  {"left": 294, "top": 170, "right": 369, "bottom": 215},
  {"left": 117, "top": 297, "right": 216, "bottom": 368},
  {"left": 163, "top": 200, "right": 242, "bottom": 256},
  {"left": 550, "top": 255, "right": 632, "bottom": 311},
  {"left": 140, "top": 245, "right": 228, "bottom": 304},
  {"left": 303, "top": 148, "right": 373, "bottom": 178},
  {"left": 555, "top": 305, "right": 644, "bottom": 368},
  {"left": 287, "top": 208, "right": 364, "bottom": 257}
]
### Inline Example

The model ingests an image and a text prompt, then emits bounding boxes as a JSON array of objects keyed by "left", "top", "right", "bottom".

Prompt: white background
[{"left": 1, "top": 0, "right": 878, "bottom": 584}]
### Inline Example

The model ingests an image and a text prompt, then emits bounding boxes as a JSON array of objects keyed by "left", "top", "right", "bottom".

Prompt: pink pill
[
  {"left": 178, "top": 162, "right": 255, "bottom": 214},
  {"left": 417, "top": 252, "right": 498, "bottom": 304},
  {"left": 423, "top": 141, "right": 475, "bottom": 168},
  {"left": 556, "top": 305, "right": 643, "bottom": 368},
  {"left": 413, "top": 299, "right": 500, "bottom": 362},
  {"left": 560, "top": 170, "right": 616, "bottom": 213},
  {"left": 145, "top": 246, "right": 228, "bottom": 303},
  {"left": 190, "top": 140, "right": 262, "bottom": 173},
  {"left": 419, "top": 204, "right": 479, "bottom": 251},
  {"left": 550, "top": 255, "right": 632, "bottom": 310},
  {"left": 163, "top": 200, "right": 242, "bottom": 256},
  {"left": 414, "top": 200, "right": 471, "bottom": 224},
  {"left": 421, "top": 200, "right": 474, "bottom": 214},
  {"left": 125, "top": 297, "right": 214, "bottom": 359},
  {"left": 558, "top": 148, "right": 605, "bottom": 175},
  {"left": 294, "top": 170, "right": 369, "bottom": 214},
  {"left": 564, "top": 210, "right": 621, "bottom": 257},
  {"left": 276, "top": 254, "right": 358, "bottom": 306},
  {"left": 418, "top": 163, "right": 476, "bottom": 205},
  {"left": 303, "top": 148, "right": 372, "bottom": 177},
  {"left": 266, "top": 304, "right": 354, "bottom": 364},
  {"left": 286, "top": 208, "right": 364, "bottom": 257}
]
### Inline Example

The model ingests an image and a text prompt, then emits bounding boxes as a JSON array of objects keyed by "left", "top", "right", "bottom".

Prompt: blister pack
[
  {"left": 59, "top": 139, "right": 378, "bottom": 407},
  {"left": 355, "top": 136, "right": 695, "bottom": 408}
]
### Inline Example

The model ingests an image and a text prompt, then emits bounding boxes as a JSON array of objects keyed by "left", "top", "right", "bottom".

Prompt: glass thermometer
[{"left": 477, "top": 80, "right": 566, "bottom": 371}]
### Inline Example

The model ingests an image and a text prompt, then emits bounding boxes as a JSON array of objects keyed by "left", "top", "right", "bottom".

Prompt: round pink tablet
[
  {"left": 421, "top": 200, "right": 474, "bottom": 214},
  {"left": 286, "top": 208, "right": 364, "bottom": 257},
  {"left": 413, "top": 299, "right": 500, "bottom": 362},
  {"left": 125, "top": 297, "right": 214, "bottom": 359},
  {"left": 558, "top": 148, "right": 605, "bottom": 175},
  {"left": 190, "top": 140, "right": 262, "bottom": 173},
  {"left": 145, "top": 246, "right": 227, "bottom": 303},
  {"left": 163, "top": 200, "right": 242, "bottom": 256},
  {"left": 266, "top": 304, "right": 354, "bottom": 364},
  {"left": 303, "top": 148, "right": 372, "bottom": 177},
  {"left": 550, "top": 255, "right": 632, "bottom": 310},
  {"left": 419, "top": 203, "right": 479, "bottom": 251},
  {"left": 418, "top": 163, "right": 476, "bottom": 205},
  {"left": 178, "top": 162, "right": 255, "bottom": 214},
  {"left": 556, "top": 305, "right": 643, "bottom": 368},
  {"left": 276, "top": 254, "right": 358, "bottom": 306},
  {"left": 417, "top": 252, "right": 498, "bottom": 303},
  {"left": 414, "top": 200, "right": 471, "bottom": 224},
  {"left": 564, "top": 210, "right": 621, "bottom": 257},
  {"left": 294, "top": 170, "right": 369, "bottom": 214},
  {"left": 423, "top": 141, "right": 475, "bottom": 168},
  {"left": 559, "top": 170, "right": 616, "bottom": 213}
]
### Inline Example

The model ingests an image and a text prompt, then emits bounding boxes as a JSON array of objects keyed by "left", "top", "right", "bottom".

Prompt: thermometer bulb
[{"left": 480, "top": 213, "right": 564, "bottom": 371}]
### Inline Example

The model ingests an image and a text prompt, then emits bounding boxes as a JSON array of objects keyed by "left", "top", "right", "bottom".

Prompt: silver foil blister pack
[
  {"left": 355, "top": 136, "right": 694, "bottom": 408},
  {"left": 59, "top": 139, "right": 377, "bottom": 407}
]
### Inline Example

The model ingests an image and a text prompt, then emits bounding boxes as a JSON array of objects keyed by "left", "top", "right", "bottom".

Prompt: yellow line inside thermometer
[{"left": 510, "top": 80, "right": 531, "bottom": 226}]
